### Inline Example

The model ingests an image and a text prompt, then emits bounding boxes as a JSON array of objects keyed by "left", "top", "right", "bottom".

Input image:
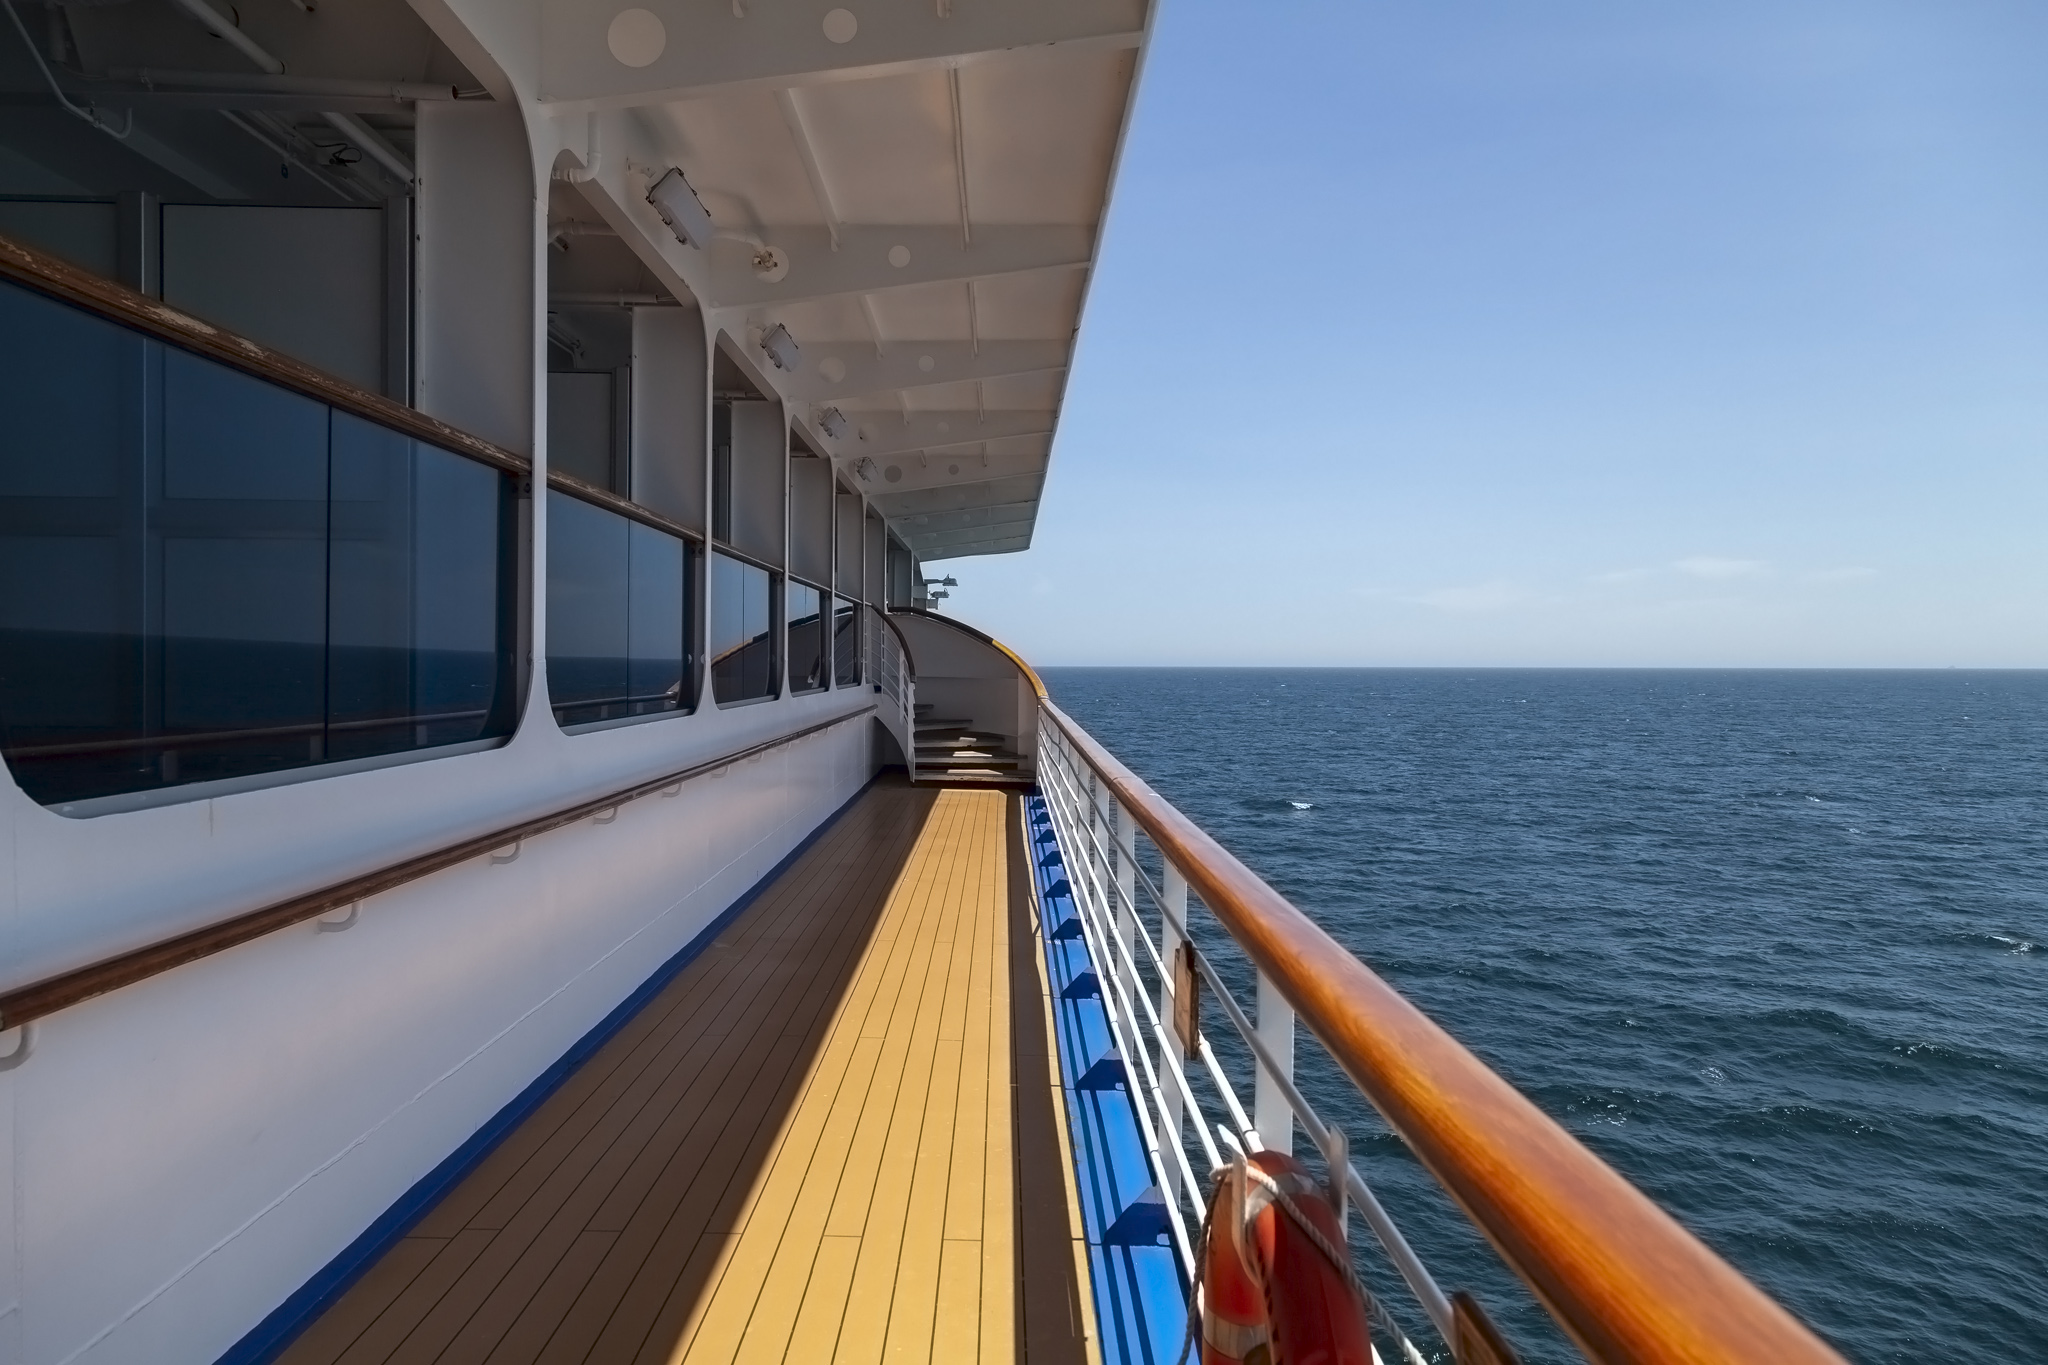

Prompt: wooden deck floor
[{"left": 279, "top": 780, "right": 1092, "bottom": 1365}]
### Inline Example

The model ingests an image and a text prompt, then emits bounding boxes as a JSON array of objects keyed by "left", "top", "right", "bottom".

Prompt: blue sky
[{"left": 932, "top": 2, "right": 2048, "bottom": 666}]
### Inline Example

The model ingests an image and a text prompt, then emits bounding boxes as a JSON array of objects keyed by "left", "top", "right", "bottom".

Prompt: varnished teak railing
[
  {"left": 0, "top": 231, "right": 700, "bottom": 542},
  {"left": 1036, "top": 698, "right": 1844, "bottom": 1365}
]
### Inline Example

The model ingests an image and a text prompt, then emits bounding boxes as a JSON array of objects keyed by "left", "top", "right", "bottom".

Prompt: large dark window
[
  {"left": 0, "top": 279, "right": 518, "bottom": 810},
  {"left": 710, "top": 551, "right": 776, "bottom": 704},
  {"left": 545, "top": 490, "right": 691, "bottom": 727},
  {"left": 787, "top": 581, "right": 826, "bottom": 694},
  {"left": 833, "top": 596, "right": 860, "bottom": 686}
]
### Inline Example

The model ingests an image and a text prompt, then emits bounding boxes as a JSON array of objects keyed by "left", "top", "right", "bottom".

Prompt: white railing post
[
  {"left": 1157, "top": 862, "right": 1189, "bottom": 1199},
  {"left": 1114, "top": 800, "right": 1139, "bottom": 1002},
  {"left": 1085, "top": 773, "right": 1107, "bottom": 920},
  {"left": 1253, "top": 971, "right": 1295, "bottom": 1155}
]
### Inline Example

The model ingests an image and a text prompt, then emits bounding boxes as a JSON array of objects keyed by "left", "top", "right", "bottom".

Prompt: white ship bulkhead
[{"left": 0, "top": 1, "right": 1147, "bottom": 1358}]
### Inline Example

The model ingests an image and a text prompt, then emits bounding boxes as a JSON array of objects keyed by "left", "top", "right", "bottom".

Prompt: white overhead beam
[
  {"left": 538, "top": 0, "right": 1145, "bottom": 108},
  {"left": 898, "top": 505, "right": 1040, "bottom": 549},
  {"left": 785, "top": 341, "right": 1067, "bottom": 402},
  {"left": 849, "top": 452, "right": 1044, "bottom": 499},
  {"left": 775, "top": 87, "right": 841, "bottom": 249},
  {"left": 916, "top": 534, "right": 1033, "bottom": 560},
  {"left": 704, "top": 225, "right": 1090, "bottom": 309},
  {"left": 839, "top": 409, "right": 1051, "bottom": 460},
  {"left": 882, "top": 475, "right": 1045, "bottom": 513},
  {"left": 890, "top": 498, "right": 1039, "bottom": 528}
]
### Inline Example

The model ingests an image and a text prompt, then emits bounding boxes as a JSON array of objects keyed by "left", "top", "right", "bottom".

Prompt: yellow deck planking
[{"left": 279, "top": 778, "right": 1079, "bottom": 1365}]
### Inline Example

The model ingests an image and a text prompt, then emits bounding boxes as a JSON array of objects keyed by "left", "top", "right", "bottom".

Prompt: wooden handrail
[
  {"left": 895, "top": 608, "right": 1050, "bottom": 701},
  {"left": 545, "top": 468, "right": 702, "bottom": 544},
  {"left": 1039, "top": 699, "right": 1845, "bottom": 1365},
  {"left": 0, "top": 706, "right": 875, "bottom": 1031},
  {"left": 0, "top": 232, "right": 530, "bottom": 477}
]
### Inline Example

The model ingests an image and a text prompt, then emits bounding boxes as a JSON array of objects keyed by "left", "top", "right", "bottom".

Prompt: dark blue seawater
[{"left": 1037, "top": 668, "right": 2048, "bottom": 1364}]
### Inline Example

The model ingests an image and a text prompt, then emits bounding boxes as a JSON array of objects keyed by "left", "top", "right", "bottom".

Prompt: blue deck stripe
[
  {"left": 1024, "top": 792, "right": 1188, "bottom": 1365},
  {"left": 218, "top": 774, "right": 884, "bottom": 1365}
]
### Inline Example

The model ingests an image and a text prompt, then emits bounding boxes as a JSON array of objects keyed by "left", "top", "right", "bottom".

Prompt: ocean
[{"left": 1036, "top": 668, "right": 2048, "bottom": 1364}]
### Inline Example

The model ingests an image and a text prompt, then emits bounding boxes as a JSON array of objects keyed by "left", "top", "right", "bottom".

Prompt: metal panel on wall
[
  {"left": 865, "top": 511, "right": 886, "bottom": 608},
  {"left": 835, "top": 491, "right": 864, "bottom": 597},
  {"left": 162, "top": 204, "right": 386, "bottom": 394},
  {"left": 631, "top": 305, "right": 707, "bottom": 530},
  {"left": 728, "top": 399, "right": 784, "bottom": 565},
  {"left": 788, "top": 453, "right": 832, "bottom": 587}
]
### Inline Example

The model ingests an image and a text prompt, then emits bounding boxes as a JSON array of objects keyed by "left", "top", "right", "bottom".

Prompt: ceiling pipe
[
  {"left": 321, "top": 111, "right": 411, "bottom": 183},
  {"left": 117, "top": 68, "right": 457, "bottom": 101},
  {"left": 155, "top": 5, "right": 414, "bottom": 188},
  {"left": 164, "top": 0, "right": 283, "bottom": 74}
]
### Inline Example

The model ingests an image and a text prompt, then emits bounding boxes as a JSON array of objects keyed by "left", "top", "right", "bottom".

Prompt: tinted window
[
  {"left": 0, "top": 279, "right": 517, "bottom": 809},
  {"left": 710, "top": 552, "right": 776, "bottom": 704},
  {"left": 833, "top": 597, "right": 860, "bottom": 685},
  {"left": 545, "top": 490, "right": 690, "bottom": 727}
]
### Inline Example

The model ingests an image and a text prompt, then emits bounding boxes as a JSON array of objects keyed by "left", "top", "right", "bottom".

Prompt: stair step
[{"left": 918, "top": 770, "right": 1034, "bottom": 788}]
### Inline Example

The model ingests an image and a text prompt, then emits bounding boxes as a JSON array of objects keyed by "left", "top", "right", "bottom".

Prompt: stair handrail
[{"left": 1035, "top": 695, "right": 1844, "bottom": 1365}]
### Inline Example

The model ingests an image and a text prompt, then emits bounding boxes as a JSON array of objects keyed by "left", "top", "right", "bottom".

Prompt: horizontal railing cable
[
  {"left": 1035, "top": 699, "right": 1849, "bottom": 1365},
  {"left": 1036, "top": 728, "right": 1452, "bottom": 1345},
  {"left": 0, "top": 706, "right": 877, "bottom": 1031},
  {"left": 1041, "top": 734, "right": 1439, "bottom": 1365}
]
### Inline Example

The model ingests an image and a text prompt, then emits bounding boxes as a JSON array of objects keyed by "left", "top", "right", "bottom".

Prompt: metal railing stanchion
[
  {"left": 1037, "top": 703, "right": 1451, "bottom": 1343},
  {"left": 1254, "top": 972, "right": 1297, "bottom": 1156},
  {"left": 1157, "top": 861, "right": 1189, "bottom": 1202}
]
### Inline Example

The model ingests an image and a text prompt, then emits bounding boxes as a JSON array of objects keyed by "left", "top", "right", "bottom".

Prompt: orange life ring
[{"left": 1198, "top": 1150, "right": 1375, "bottom": 1365}]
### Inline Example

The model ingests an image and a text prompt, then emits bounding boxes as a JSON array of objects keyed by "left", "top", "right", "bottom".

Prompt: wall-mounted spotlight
[
  {"left": 760, "top": 323, "right": 799, "bottom": 371},
  {"left": 816, "top": 406, "right": 850, "bottom": 440},
  {"left": 646, "top": 167, "right": 714, "bottom": 249},
  {"left": 853, "top": 457, "right": 878, "bottom": 483},
  {"left": 936, "top": 576, "right": 958, "bottom": 587}
]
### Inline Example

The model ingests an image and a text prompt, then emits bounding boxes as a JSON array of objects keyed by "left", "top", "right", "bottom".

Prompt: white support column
[
  {"left": 1157, "top": 863, "right": 1189, "bottom": 1199},
  {"left": 1253, "top": 971, "right": 1295, "bottom": 1155}
]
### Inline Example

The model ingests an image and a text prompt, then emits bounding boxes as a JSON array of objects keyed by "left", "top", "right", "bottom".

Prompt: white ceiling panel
[
  {"left": 794, "top": 73, "right": 959, "bottom": 226},
  {"left": 650, "top": 95, "right": 819, "bottom": 229},
  {"left": 971, "top": 269, "right": 1088, "bottom": 339},
  {"left": 963, "top": 50, "right": 1135, "bottom": 224}
]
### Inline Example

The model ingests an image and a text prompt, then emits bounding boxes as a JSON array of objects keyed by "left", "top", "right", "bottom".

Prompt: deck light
[
  {"left": 817, "top": 406, "right": 849, "bottom": 440},
  {"left": 761, "top": 323, "right": 799, "bottom": 371},
  {"left": 937, "top": 576, "right": 957, "bottom": 587},
  {"left": 645, "top": 167, "right": 713, "bottom": 250},
  {"left": 854, "top": 457, "right": 878, "bottom": 483}
]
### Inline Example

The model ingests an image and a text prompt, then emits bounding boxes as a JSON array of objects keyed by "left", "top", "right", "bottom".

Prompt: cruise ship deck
[{"left": 275, "top": 780, "right": 1091, "bottom": 1365}]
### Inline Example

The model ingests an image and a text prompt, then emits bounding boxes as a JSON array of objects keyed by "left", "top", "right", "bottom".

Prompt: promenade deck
[{"left": 278, "top": 779, "right": 1093, "bottom": 1365}]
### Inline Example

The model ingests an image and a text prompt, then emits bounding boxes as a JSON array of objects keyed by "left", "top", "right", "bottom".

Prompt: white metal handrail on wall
[{"left": 1034, "top": 715, "right": 1444, "bottom": 1364}]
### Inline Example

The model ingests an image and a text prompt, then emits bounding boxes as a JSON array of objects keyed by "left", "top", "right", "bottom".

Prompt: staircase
[{"left": 913, "top": 706, "right": 1031, "bottom": 786}]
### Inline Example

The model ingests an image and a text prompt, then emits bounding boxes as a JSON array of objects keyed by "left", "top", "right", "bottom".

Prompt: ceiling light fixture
[
  {"left": 760, "top": 323, "right": 799, "bottom": 371},
  {"left": 645, "top": 166, "right": 713, "bottom": 249},
  {"left": 817, "top": 406, "right": 849, "bottom": 440}
]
